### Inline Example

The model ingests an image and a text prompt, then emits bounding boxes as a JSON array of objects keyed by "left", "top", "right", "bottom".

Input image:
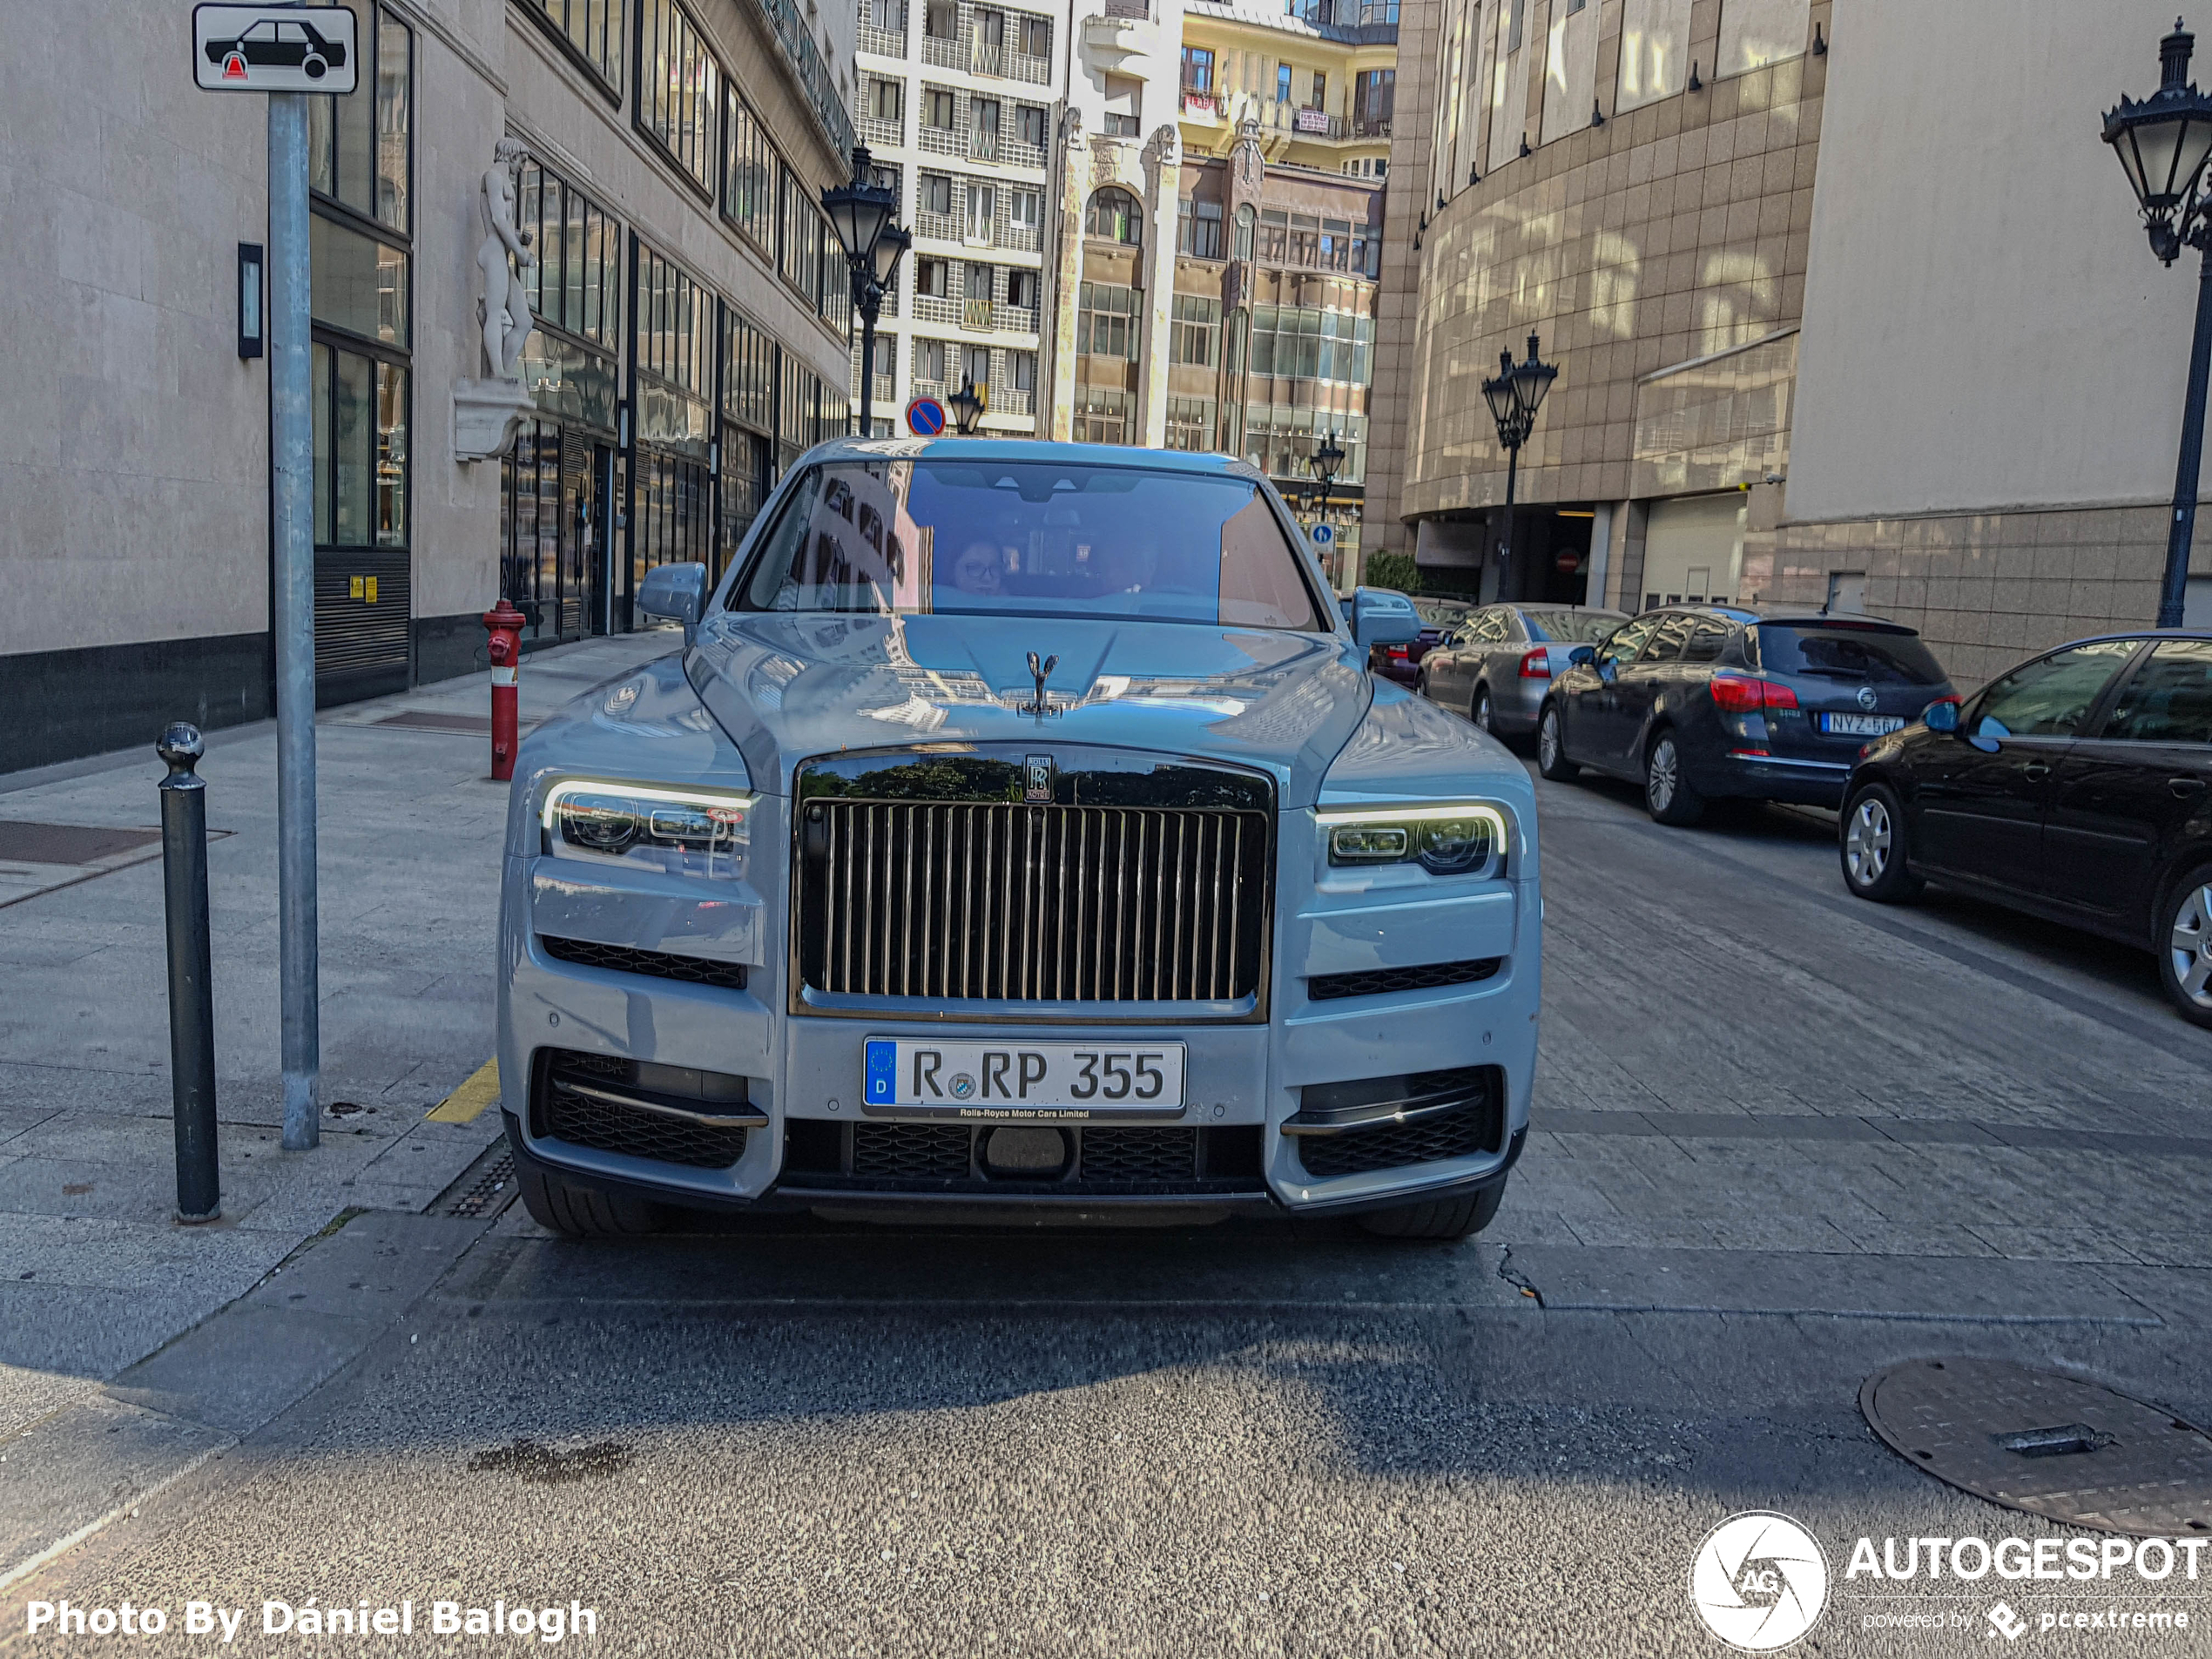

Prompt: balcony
[
  {"left": 962, "top": 298, "right": 995, "bottom": 331},
  {"left": 992, "top": 385, "right": 1035, "bottom": 416},
  {"left": 1352, "top": 116, "right": 1393, "bottom": 138},
  {"left": 914, "top": 293, "right": 963, "bottom": 325},
  {"left": 997, "top": 220, "right": 1043, "bottom": 253},
  {"left": 914, "top": 207, "right": 964, "bottom": 241},
  {"left": 859, "top": 21, "right": 907, "bottom": 56},
  {"left": 993, "top": 302, "right": 1041, "bottom": 334},
  {"left": 858, "top": 112, "right": 903, "bottom": 148},
  {"left": 1180, "top": 87, "right": 1220, "bottom": 121},
  {"left": 1081, "top": 9, "right": 1157, "bottom": 71},
  {"left": 919, "top": 123, "right": 963, "bottom": 157},
  {"left": 968, "top": 129, "right": 1000, "bottom": 163},
  {"left": 921, "top": 30, "right": 966, "bottom": 68}
]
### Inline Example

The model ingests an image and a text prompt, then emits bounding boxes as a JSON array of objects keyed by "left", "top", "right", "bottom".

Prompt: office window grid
[
  {"left": 637, "top": 0, "right": 719, "bottom": 192},
  {"left": 637, "top": 244, "right": 714, "bottom": 401},
  {"left": 517, "top": 0, "right": 624, "bottom": 92},
  {"left": 725, "top": 303, "right": 777, "bottom": 433},
  {"left": 1078, "top": 281, "right": 1140, "bottom": 361},
  {"left": 723, "top": 91, "right": 778, "bottom": 253},
  {"left": 517, "top": 162, "right": 621, "bottom": 351}
]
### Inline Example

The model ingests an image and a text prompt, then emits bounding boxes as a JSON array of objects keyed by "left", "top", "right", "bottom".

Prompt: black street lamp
[
  {"left": 822, "top": 145, "right": 907, "bottom": 435},
  {"left": 1312, "top": 429, "right": 1347, "bottom": 581},
  {"left": 949, "top": 374, "right": 986, "bottom": 435},
  {"left": 1480, "top": 332, "right": 1557, "bottom": 597},
  {"left": 2106, "top": 18, "right": 2212, "bottom": 627}
]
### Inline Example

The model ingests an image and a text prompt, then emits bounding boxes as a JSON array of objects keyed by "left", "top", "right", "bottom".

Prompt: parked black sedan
[
  {"left": 1535, "top": 606, "right": 1957, "bottom": 824},
  {"left": 1839, "top": 631, "right": 2212, "bottom": 1027}
]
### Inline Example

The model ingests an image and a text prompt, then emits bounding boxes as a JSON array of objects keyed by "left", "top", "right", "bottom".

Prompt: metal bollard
[{"left": 157, "top": 724, "right": 221, "bottom": 1224}]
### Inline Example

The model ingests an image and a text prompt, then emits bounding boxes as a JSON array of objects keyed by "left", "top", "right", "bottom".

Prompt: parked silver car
[
  {"left": 1418, "top": 604, "right": 1629, "bottom": 741},
  {"left": 496, "top": 440, "right": 1543, "bottom": 1244}
]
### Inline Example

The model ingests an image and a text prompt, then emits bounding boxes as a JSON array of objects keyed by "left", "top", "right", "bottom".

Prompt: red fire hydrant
[{"left": 483, "top": 599, "right": 526, "bottom": 782}]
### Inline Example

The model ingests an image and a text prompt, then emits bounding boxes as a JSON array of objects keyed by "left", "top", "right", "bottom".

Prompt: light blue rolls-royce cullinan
[{"left": 496, "top": 439, "right": 1541, "bottom": 1240}]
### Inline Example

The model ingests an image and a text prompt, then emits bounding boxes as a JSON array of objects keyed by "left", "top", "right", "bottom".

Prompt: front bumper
[{"left": 499, "top": 829, "right": 1541, "bottom": 1221}]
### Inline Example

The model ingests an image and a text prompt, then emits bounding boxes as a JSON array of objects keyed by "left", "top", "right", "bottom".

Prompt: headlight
[
  {"left": 1316, "top": 803, "right": 1508, "bottom": 877},
  {"left": 540, "top": 780, "right": 754, "bottom": 880}
]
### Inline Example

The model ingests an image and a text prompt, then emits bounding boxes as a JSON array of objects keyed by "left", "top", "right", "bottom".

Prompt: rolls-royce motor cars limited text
[{"left": 496, "top": 441, "right": 1541, "bottom": 1241}]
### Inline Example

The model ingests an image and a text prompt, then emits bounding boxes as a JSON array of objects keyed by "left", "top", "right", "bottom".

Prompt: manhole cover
[
  {"left": 0, "top": 821, "right": 163, "bottom": 865},
  {"left": 1861, "top": 1358, "right": 2212, "bottom": 1537}
]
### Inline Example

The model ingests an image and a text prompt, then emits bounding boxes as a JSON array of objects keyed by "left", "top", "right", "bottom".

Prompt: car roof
[{"left": 800, "top": 435, "right": 1271, "bottom": 482}]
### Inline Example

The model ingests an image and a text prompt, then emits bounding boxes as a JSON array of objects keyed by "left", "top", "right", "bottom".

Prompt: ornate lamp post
[
  {"left": 1312, "top": 429, "right": 1347, "bottom": 583},
  {"left": 822, "top": 145, "right": 907, "bottom": 435},
  {"left": 1480, "top": 332, "right": 1557, "bottom": 596},
  {"left": 949, "top": 373, "right": 987, "bottom": 435},
  {"left": 2105, "top": 18, "right": 2212, "bottom": 626}
]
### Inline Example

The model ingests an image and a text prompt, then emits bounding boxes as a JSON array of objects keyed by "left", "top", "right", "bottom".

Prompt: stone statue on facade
[
  {"left": 478, "top": 138, "right": 536, "bottom": 379},
  {"left": 453, "top": 137, "right": 539, "bottom": 462}
]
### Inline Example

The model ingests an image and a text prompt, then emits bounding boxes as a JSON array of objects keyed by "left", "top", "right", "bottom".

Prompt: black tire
[
  {"left": 1642, "top": 728, "right": 1705, "bottom": 826},
  {"left": 2155, "top": 861, "right": 2212, "bottom": 1028},
  {"left": 1536, "top": 703, "right": 1578, "bottom": 780},
  {"left": 1473, "top": 685, "right": 1496, "bottom": 737},
  {"left": 1840, "top": 782, "right": 1924, "bottom": 903},
  {"left": 516, "top": 1164, "right": 666, "bottom": 1238},
  {"left": 1358, "top": 1180, "right": 1507, "bottom": 1240}
]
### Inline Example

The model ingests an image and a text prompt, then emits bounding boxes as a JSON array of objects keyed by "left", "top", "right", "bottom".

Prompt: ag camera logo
[{"left": 1689, "top": 1512, "right": 1830, "bottom": 1651}]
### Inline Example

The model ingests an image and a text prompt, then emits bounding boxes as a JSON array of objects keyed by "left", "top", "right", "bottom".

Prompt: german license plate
[
  {"left": 862, "top": 1038, "right": 1187, "bottom": 1120},
  {"left": 1819, "top": 712, "right": 1905, "bottom": 736}
]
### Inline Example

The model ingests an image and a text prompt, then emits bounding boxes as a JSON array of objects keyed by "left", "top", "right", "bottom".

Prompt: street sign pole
[{"left": 269, "top": 89, "right": 320, "bottom": 1150}]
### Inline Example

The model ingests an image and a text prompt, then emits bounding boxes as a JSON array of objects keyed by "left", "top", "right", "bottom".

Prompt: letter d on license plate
[{"left": 863, "top": 1039, "right": 1187, "bottom": 1120}]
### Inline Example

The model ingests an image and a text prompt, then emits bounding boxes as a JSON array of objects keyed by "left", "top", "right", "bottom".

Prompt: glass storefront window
[
  {"left": 314, "top": 341, "right": 408, "bottom": 549},
  {"left": 311, "top": 213, "right": 408, "bottom": 347},
  {"left": 518, "top": 161, "right": 622, "bottom": 352}
]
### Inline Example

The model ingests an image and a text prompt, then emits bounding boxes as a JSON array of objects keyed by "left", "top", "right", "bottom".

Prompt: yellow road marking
[{"left": 426, "top": 1059, "right": 500, "bottom": 1123}]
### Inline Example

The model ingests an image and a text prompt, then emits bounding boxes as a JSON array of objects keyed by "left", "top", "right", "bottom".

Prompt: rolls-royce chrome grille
[{"left": 795, "top": 797, "right": 1270, "bottom": 1008}]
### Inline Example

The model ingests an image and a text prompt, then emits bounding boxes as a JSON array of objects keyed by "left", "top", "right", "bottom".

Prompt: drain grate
[
  {"left": 432, "top": 1143, "right": 517, "bottom": 1219},
  {"left": 0, "top": 821, "right": 164, "bottom": 865},
  {"left": 1861, "top": 1358, "right": 2212, "bottom": 1538}
]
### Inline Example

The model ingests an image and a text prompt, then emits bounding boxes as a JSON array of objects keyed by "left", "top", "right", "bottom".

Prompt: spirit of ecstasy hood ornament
[{"left": 1020, "top": 651, "right": 1062, "bottom": 718}]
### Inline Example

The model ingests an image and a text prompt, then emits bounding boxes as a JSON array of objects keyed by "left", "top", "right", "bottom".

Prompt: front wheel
[
  {"left": 2157, "top": 863, "right": 2212, "bottom": 1028},
  {"left": 1643, "top": 730, "right": 1705, "bottom": 826},
  {"left": 1358, "top": 1180, "right": 1506, "bottom": 1240},
  {"left": 1840, "top": 783, "right": 1923, "bottom": 902},
  {"left": 1473, "top": 686, "right": 1496, "bottom": 736},
  {"left": 1536, "top": 705, "right": 1578, "bottom": 780}
]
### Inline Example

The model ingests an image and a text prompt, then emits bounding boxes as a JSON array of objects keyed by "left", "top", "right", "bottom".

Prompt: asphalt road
[{"left": 10, "top": 758, "right": 2212, "bottom": 1657}]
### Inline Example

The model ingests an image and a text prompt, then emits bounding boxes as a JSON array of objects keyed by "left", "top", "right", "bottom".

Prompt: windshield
[
  {"left": 734, "top": 459, "right": 1328, "bottom": 631},
  {"left": 1755, "top": 623, "right": 1948, "bottom": 686},
  {"left": 1522, "top": 609, "right": 1625, "bottom": 644},
  {"left": 1412, "top": 599, "right": 1473, "bottom": 627}
]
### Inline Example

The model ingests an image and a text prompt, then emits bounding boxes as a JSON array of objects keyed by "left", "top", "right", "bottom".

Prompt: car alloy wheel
[
  {"left": 1844, "top": 794, "right": 1892, "bottom": 887},
  {"left": 1474, "top": 689, "right": 1494, "bottom": 733},
  {"left": 2168, "top": 879, "right": 2212, "bottom": 1011},
  {"left": 1647, "top": 739, "right": 1678, "bottom": 811}
]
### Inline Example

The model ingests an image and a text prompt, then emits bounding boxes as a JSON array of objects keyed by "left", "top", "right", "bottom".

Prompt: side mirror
[
  {"left": 637, "top": 562, "right": 708, "bottom": 646},
  {"left": 1567, "top": 645, "right": 1595, "bottom": 668},
  {"left": 1923, "top": 698, "right": 1961, "bottom": 734},
  {"left": 1351, "top": 588, "right": 1422, "bottom": 651}
]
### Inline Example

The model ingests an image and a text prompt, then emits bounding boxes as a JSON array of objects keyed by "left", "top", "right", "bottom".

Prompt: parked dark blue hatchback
[{"left": 1535, "top": 607, "right": 1958, "bottom": 824}]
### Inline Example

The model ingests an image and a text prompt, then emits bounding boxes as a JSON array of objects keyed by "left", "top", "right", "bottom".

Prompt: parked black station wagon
[
  {"left": 1839, "top": 631, "right": 2212, "bottom": 1027},
  {"left": 1535, "top": 607, "right": 1957, "bottom": 824}
]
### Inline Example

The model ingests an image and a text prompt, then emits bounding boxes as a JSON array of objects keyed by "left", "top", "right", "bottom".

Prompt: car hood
[{"left": 685, "top": 609, "right": 1373, "bottom": 808}]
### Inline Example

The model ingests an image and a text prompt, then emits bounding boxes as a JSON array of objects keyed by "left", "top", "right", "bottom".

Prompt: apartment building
[
  {"left": 1035, "top": 0, "right": 1401, "bottom": 587},
  {"left": 853, "top": 0, "right": 1065, "bottom": 434}
]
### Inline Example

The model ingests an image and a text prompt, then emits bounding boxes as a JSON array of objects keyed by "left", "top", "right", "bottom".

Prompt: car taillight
[
  {"left": 1710, "top": 672, "right": 1797, "bottom": 712},
  {"left": 1386, "top": 646, "right": 1410, "bottom": 661},
  {"left": 1518, "top": 649, "right": 1551, "bottom": 679}
]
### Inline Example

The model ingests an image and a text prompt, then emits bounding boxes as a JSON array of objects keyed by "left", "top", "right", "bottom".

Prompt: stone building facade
[
  {"left": 2, "top": 0, "right": 857, "bottom": 772},
  {"left": 1373, "top": 0, "right": 2212, "bottom": 685}
]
